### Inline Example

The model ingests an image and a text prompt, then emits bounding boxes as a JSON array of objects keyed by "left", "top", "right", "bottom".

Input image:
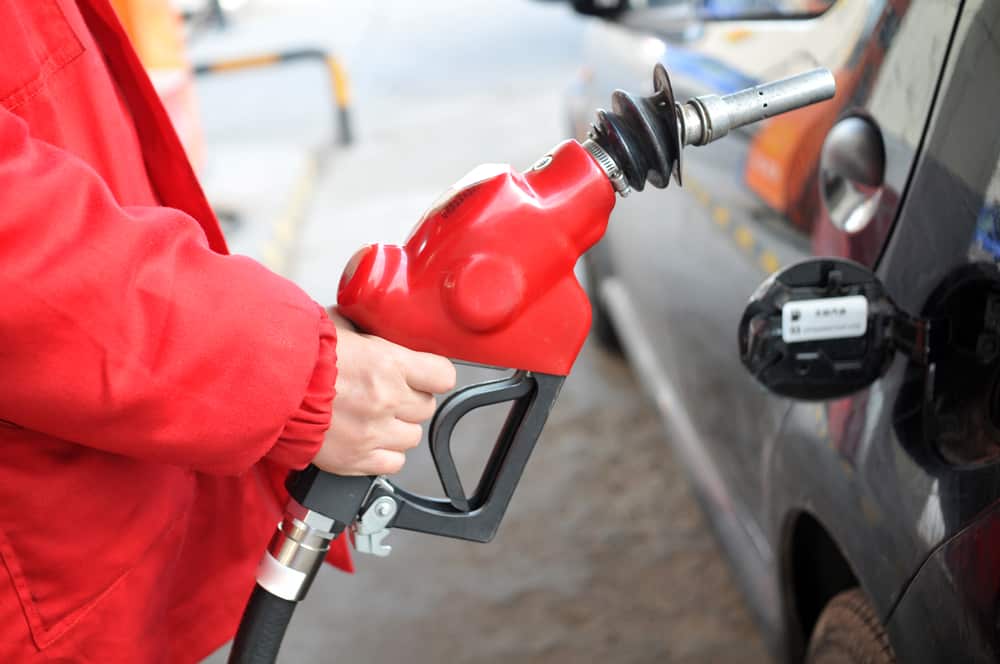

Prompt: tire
[
  {"left": 582, "top": 241, "right": 622, "bottom": 354},
  {"left": 570, "top": 0, "right": 628, "bottom": 19},
  {"left": 806, "top": 588, "right": 896, "bottom": 664}
]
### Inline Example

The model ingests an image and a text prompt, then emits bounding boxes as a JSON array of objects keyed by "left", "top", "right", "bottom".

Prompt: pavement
[{"left": 193, "top": 1, "right": 770, "bottom": 661}]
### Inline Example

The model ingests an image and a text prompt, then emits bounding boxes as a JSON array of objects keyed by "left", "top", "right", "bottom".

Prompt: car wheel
[
  {"left": 806, "top": 588, "right": 895, "bottom": 664},
  {"left": 582, "top": 240, "right": 622, "bottom": 354},
  {"left": 570, "top": 0, "right": 627, "bottom": 19}
]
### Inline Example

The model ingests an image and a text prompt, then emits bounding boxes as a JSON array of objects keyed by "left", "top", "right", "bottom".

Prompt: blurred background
[{"left": 111, "top": 0, "right": 852, "bottom": 661}]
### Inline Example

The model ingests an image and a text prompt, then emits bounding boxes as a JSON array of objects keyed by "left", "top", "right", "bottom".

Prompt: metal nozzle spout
[
  {"left": 679, "top": 68, "right": 836, "bottom": 146},
  {"left": 588, "top": 64, "right": 836, "bottom": 193}
]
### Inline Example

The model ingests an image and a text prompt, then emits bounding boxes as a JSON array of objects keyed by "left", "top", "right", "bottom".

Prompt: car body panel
[
  {"left": 879, "top": 0, "right": 1000, "bottom": 658},
  {"left": 888, "top": 499, "right": 1000, "bottom": 663},
  {"left": 567, "top": 0, "right": 971, "bottom": 659},
  {"left": 766, "top": 2, "right": 984, "bottom": 650}
]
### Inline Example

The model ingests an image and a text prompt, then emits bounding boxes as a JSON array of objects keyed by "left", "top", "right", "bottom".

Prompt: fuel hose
[
  {"left": 228, "top": 472, "right": 367, "bottom": 664},
  {"left": 228, "top": 585, "right": 298, "bottom": 663}
]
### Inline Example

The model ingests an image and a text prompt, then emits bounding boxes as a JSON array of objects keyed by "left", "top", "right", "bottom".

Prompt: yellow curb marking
[
  {"left": 686, "top": 175, "right": 787, "bottom": 276},
  {"left": 712, "top": 205, "right": 731, "bottom": 229},
  {"left": 759, "top": 251, "right": 780, "bottom": 274},
  {"left": 734, "top": 225, "right": 755, "bottom": 250},
  {"left": 261, "top": 153, "right": 320, "bottom": 276}
]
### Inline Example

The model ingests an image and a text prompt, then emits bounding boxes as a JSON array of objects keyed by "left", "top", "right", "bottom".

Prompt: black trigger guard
[
  {"left": 429, "top": 371, "right": 534, "bottom": 511},
  {"left": 285, "top": 371, "right": 562, "bottom": 545}
]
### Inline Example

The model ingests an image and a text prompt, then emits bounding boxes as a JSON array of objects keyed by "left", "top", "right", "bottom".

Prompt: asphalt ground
[{"left": 196, "top": 1, "right": 771, "bottom": 661}]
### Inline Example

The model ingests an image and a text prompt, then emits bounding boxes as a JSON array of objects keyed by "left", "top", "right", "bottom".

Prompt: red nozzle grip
[{"left": 337, "top": 140, "right": 615, "bottom": 376}]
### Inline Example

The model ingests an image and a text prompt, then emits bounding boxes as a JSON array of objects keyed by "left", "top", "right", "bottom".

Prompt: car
[{"left": 564, "top": 0, "right": 1000, "bottom": 661}]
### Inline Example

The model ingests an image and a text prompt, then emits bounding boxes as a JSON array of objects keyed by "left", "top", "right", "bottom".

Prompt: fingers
[
  {"left": 395, "top": 389, "right": 437, "bottom": 424},
  {"left": 379, "top": 419, "right": 423, "bottom": 452},
  {"left": 330, "top": 412, "right": 422, "bottom": 453},
  {"left": 314, "top": 319, "right": 456, "bottom": 477},
  {"left": 363, "top": 449, "right": 407, "bottom": 476},
  {"left": 383, "top": 342, "right": 457, "bottom": 394},
  {"left": 313, "top": 446, "right": 407, "bottom": 476},
  {"left": 329, "top": 308, "right": 456, "bottom": 394},
  {"left": 311, "top": 418, "right": 420, "bottom": 476}
]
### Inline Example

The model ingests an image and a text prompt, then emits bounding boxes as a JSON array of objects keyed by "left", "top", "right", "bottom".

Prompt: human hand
[{"left": 311, "top": 308, "right": 457, "bottom": 475}]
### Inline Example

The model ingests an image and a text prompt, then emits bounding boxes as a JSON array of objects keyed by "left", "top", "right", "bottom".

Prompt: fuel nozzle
[{"left": 585, "top": 64, "right": 836, "bottom": 195}]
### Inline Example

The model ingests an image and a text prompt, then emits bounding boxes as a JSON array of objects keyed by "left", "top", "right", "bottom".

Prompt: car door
[
  {"left": 771, "top": 0, "right": 1000, "bottom": 650},
  {"left": 572, "top": 0, "right": 961, "bottom": 606}
]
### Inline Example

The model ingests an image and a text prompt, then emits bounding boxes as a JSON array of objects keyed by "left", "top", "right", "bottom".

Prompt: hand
[{"left": 311, "top": 308, "right": 457, "bottom": 476}]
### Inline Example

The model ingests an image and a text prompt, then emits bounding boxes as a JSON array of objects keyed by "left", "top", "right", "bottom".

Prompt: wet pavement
[{"left": 196, "top": 1, "right": 770, "bottom": 661}]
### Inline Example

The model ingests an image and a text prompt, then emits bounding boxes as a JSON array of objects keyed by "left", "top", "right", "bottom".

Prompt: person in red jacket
[{"left": 0, "top": 2, "right": 456, "bottom": 662}]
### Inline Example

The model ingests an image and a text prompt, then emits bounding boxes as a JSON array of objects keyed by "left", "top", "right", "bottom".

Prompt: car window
[{"left": 967, "top": 127, "right": 1000, "bottom": 265}]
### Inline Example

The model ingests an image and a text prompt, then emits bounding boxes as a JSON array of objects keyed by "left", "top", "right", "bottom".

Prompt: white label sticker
[{"left": 782, "top": 295, "right": 868, "bottom": 343}]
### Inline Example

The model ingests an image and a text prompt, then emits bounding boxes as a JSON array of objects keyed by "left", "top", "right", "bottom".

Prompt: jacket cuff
[{"left": 265, "top": 308, "right": 337, "bottom": 469}]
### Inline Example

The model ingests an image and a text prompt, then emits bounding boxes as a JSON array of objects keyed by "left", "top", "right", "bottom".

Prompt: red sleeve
[
  {"left": 0, "top": 106, "right": 334, "bottom": 475},
  {"left": 267, "top": 314, "right": 337, "bottom": 470}
]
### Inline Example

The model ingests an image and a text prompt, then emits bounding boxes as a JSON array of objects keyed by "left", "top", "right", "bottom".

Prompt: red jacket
[{"left": 0, "top": 1, "right": 350, "bottom": 661}]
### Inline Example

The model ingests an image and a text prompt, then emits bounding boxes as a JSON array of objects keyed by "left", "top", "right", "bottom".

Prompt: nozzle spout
[
  {"left": 587, "top": 64, "right": 836, "bottom": 194},
  {"left": 679, "top": 68, "right": 836, "bottom": 146}
]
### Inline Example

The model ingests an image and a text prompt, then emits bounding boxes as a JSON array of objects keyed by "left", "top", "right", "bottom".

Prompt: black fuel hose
[{"left": 228, "top": 584, "right": 297, "bottom": 664}]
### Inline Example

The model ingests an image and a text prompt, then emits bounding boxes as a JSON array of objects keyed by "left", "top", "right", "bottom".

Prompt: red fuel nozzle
[{"left": 337, "top": 140, "right": 615, "bottom": 376}]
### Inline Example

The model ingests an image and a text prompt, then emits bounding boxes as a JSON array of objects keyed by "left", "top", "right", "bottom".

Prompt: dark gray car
[{"left": 566, "top": 0, "right": 1000, "bottom": 661}]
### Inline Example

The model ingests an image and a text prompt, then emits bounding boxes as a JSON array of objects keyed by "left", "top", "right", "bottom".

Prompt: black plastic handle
[
  {"left": 287, "top": 467, "right": 376, "bottom": 525},
  {"left": 429, "top": 372, "right": 534, "bottom": 511},
  {"left": 386, "top": 371, "right": 564, "bottom": 542},
  {"left": 285, "top": 371, "right": 564, "bottom": 544}
]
